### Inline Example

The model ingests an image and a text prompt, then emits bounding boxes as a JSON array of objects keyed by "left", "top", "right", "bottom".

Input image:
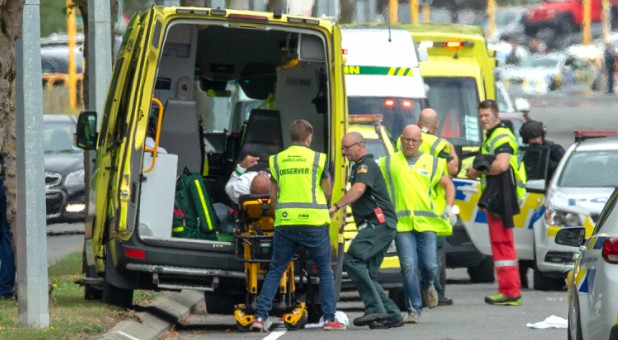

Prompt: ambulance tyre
[
  {"left": 82, "top": 254, "right": 102, "bottom": 300},
  {"left": 389, "top": 288, "right": 406, "bottom": 310},
  {"left": 467, "top": 256, "right": 495, "bottom": 283},
  {"left": 205, "top": 290, "right": 243, "bottom": 314},
  {"left": 102, "top": 281, "right": 134, "bottom": 308},
  {"left": 532, "top": 267, "right": 566, "bottom": 291}
]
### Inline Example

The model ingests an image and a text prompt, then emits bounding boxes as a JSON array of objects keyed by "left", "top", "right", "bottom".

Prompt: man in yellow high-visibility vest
[
  {"left": 380, "top": 125, "right": 455, "bottom": 324},
  {"left": 466, "top": 100, "right": 526, "bottom": 306},
  {"left": 251, "top": 119, "right": 346, "bottom": 331},
  {"left": 417, "top": 108, "right": 458, "bottom": 306}
]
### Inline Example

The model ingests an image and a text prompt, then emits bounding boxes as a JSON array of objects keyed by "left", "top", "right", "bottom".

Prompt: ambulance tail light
[
  {"left": 125, "top": 248, "right": 146, "bottom": 259},
  {"left": 402, "top": 100, "right": 412, "bottom": 108},
  {"left": 384, "top": 99, "right": 395, "bottom": 107},
  {"left": 602, "top": 238, "right": 618, "bottom": 264}
]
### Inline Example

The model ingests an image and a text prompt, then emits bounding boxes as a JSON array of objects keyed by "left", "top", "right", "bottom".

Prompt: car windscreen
[
  {"left": 424, "top": 77, "right": 481, "bottom": 147},
  {"left": 347, "top": 97, "right": 422, "bottom": 139},
  {"left": 520, "top": 55, "right": 559, "bottom": 68},
  {"left": 44, "top": 122, "right": 78, "bottom": 153},
  {"left": 558, "top": 150, "right": 618, "bottom": 187}
]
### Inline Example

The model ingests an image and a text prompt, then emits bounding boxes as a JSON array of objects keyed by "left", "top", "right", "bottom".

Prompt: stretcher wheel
[
  {"left": 236, "top": 322, "right": 252, "bottom": 332},
  {"left": 284, "top": 311, "right": 307, "bottom": 330}
]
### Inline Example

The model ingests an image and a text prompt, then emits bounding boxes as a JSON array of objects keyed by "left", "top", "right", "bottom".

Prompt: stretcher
[{"left": 232, "top": 193, "right": 308, "bottom": 331}]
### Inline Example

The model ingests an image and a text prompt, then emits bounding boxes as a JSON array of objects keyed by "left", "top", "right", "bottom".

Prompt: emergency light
[
  {"left": 384, "top": 99, "right": 395, "bottom": 107},
  {"left": 349, "top": 114, "right": 383, "bottom": 124}
]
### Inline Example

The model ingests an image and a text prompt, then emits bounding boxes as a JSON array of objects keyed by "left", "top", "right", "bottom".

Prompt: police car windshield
[
  {"left": 558, "top": 150, "right": 618, "bottom": 188},
  {"left": 347, "top": 97, "right": 421, "bottom": 140}
]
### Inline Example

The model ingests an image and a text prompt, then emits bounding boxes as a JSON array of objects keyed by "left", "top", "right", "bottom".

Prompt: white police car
[
  {"left": 532, "top": 137, "right": 618, "bottom": 290},
  {"left": 555, "top": 186, "right": 618, "bottom": 340}
]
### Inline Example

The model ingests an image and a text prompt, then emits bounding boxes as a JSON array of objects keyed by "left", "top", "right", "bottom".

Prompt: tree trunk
[{"left": 0, "top": 0, "right": 25, "bottom": 251}]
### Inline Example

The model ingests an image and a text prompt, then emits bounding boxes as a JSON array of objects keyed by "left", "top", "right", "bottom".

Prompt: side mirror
[
  {"left": 75, "top": 111, "right": 98, "bottom": 150},
  {"left": 555, "top": 226, "right": 586, "bottom": 247},
  {"left": 525, "top": 179, "right": 546, "bottom": 194},
  {"left": 417, "top": 46, "right": 428, "bottom": 62},
  {"left": 515, "top": 97, "right": 530, "bottom": 113}
]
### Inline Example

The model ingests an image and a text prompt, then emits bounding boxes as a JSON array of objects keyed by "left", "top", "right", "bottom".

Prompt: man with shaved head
[
  {"left": 417, "top": 108, "right": 459, "bottom": 306},
  {"left": 329, "top": 132, "right": 403, "bottom": 329},
  {"left": 380, "top": 124, "right": 455, "bottom": 324}
]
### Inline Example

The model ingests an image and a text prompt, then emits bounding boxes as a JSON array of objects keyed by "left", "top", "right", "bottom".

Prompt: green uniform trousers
[{"left": 344, "top": 222, "right": 402, "bottom": 321}]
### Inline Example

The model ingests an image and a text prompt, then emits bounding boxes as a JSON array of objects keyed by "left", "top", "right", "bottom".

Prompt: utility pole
[
  {"left": 421, "top": 3, "right": 430, "bottom": 23},
  {"left": 487, "top": 0, "right": 496, "bottom": 39},
  {"left": 601, "top": 0, "right": 610, "bottom": 42},
  {"left": 410, "top": 0, "right": 418, "bottom": 24},
  {"left": 582, "top": 0, "right": 591, "bottom": 45},
  {"left": 389, "top": 0, "right": 398, "bottom": 23},
  {"left": 16, "top": 0, "right": 49, "bottom": 327}
]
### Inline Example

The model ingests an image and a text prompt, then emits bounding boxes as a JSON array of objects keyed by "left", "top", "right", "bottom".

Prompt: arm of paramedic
[
  {"left": 445, "top": 141, "right": 459, "bottom": 177},
  {"left": 439, "top": 174, "right": 455, "bottom": 207},
  {"left": 269, "top": 179, "right": 278, "bottom": 210},
  {"left": 329, "top": 182, "right": 366, "bottom": 215},
  {"left": 321, "top": 172, "right": 332, "bottom": 202},
  {"left": 466, "top": 145, "right": 512, "bottom": 179}
]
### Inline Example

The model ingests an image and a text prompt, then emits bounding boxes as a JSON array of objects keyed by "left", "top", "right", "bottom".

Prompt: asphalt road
[{"left": 167, "top": 269, "right": 567, "bottom": 340}]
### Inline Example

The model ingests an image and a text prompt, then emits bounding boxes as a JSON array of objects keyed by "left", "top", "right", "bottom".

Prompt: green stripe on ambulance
[{"left": 344, "top": 65, "right": 414, "bottom": 76}]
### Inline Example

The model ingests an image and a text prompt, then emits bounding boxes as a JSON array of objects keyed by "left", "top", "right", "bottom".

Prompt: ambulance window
[
  {"left": 364, "top": 139, "right": 388, "bottom": 160},
  {"left": 424, "top": 77, "right": 481, "bottom": 147},
  {"left": 347, "top": 97, "right": 421, "bottom": 137}
]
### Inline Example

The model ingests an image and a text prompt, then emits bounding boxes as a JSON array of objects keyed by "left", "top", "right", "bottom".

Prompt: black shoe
[
  {"left": 438, "top": 295, "right": 453, "bottom": 306},
  {"left": 353, "top": 313, "right": 390, "bottom": 326},
  {"left": 369, "top": 318, "right": 405, "bottom": 329}
]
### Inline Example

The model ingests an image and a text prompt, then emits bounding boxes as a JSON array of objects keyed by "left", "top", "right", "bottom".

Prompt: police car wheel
[{"left": 532, "top": 267, "right": 566, "bottom": 291}]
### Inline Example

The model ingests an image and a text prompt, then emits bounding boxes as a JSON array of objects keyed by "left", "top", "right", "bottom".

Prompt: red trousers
[{"left": 487, "top": 212, "right": 521, "bottom": 298}]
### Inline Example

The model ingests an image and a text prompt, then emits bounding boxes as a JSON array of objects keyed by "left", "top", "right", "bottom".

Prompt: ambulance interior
[{"left": 138, "top": 21, "right": 331, "bottom": 242}]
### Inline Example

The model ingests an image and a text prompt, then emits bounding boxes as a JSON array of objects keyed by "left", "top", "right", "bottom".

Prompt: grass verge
[{"left": 0, "top": 252, "right": 158, "bottom": 340}]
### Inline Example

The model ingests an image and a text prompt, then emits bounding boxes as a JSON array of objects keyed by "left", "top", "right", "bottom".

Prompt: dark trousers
[{"left": 344, "top": 222, "right": 402, "bottom": 321}]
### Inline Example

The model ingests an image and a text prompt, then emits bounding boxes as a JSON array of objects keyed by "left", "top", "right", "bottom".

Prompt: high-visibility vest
[
  {"left": 481, "top": 126, "right": 527, "bottom": 201},
  {"left": 380, "top": 151, "right": 450, "bottom": 234},
  {"left": 419, "top": 132, "right": 450, "bottom": 157},
  {"left": 269, "top": 145, "right": 330, "bottom": 227},
  {"left": 420, "top": 132, "right": 453, "bottom": 236}
]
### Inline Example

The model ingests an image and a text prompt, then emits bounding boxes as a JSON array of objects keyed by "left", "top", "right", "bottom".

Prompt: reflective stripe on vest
[
  {"left": 494, "top": 259, "right": 519, "bottom": 268},
  {"left": 419, "top": 132, "right": 450, "bottom": 157}
]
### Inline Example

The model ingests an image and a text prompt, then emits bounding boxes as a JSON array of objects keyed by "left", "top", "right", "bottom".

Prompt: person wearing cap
[{"left": 519, "top": 120, "right": 565, "bottom": 182}]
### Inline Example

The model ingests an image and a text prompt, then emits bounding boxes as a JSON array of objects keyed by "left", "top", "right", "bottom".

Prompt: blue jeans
[
  {"left": 254, "top": 226, "right": 336, "bottom": 322},
  {"left": 395, "top": 230, "right": 437, "bottom": 316}
]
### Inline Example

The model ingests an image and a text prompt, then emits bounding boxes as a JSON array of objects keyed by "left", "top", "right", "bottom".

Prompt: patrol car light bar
[
  {"left": 176, "top": 9, "right": 209, "bottom": 15},
  {"left": 349, "top": 114, "right": 383, "bottom": 124},
  {"left": 431, "top": 41, "right": 475, "bottom": 48}
]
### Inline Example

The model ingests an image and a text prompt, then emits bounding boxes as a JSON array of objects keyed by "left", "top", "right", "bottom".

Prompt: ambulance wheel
[
  {"left": 284, "top": 313, "right": 307, "bottom": 330},
  {"left": 533, "top": 267, "right": 566, "bottom": 291},
  {"left": 82, "top": 251, "right": 102, "bottom": 300},
  {"left": 102, "top": 281, "right": 133, "bottom": 308},
  {"left": 388, "top": 288, "right": 406, "bottom": 311},
  {"left": 468, "top": 256, "right": 495, "bottom": 283}
]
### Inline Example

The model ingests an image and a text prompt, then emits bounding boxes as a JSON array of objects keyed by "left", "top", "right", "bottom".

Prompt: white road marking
[{"left": 263, "top": 329, "right": 287, "bottom": 340}]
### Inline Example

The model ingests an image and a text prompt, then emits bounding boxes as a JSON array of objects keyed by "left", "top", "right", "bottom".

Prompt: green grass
[{"left": 0, "top": 252, "right": 158, "bottom": 340}]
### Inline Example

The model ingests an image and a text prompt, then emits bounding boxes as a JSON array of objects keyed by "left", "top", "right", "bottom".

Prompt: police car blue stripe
[{"left": 528, "top": 206, "right": 545, "bottom": 229}]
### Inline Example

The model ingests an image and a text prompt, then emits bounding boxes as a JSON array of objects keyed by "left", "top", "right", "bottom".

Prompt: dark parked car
[{"left": 44, "top": 114, "right": 85, "bottom": 223}]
